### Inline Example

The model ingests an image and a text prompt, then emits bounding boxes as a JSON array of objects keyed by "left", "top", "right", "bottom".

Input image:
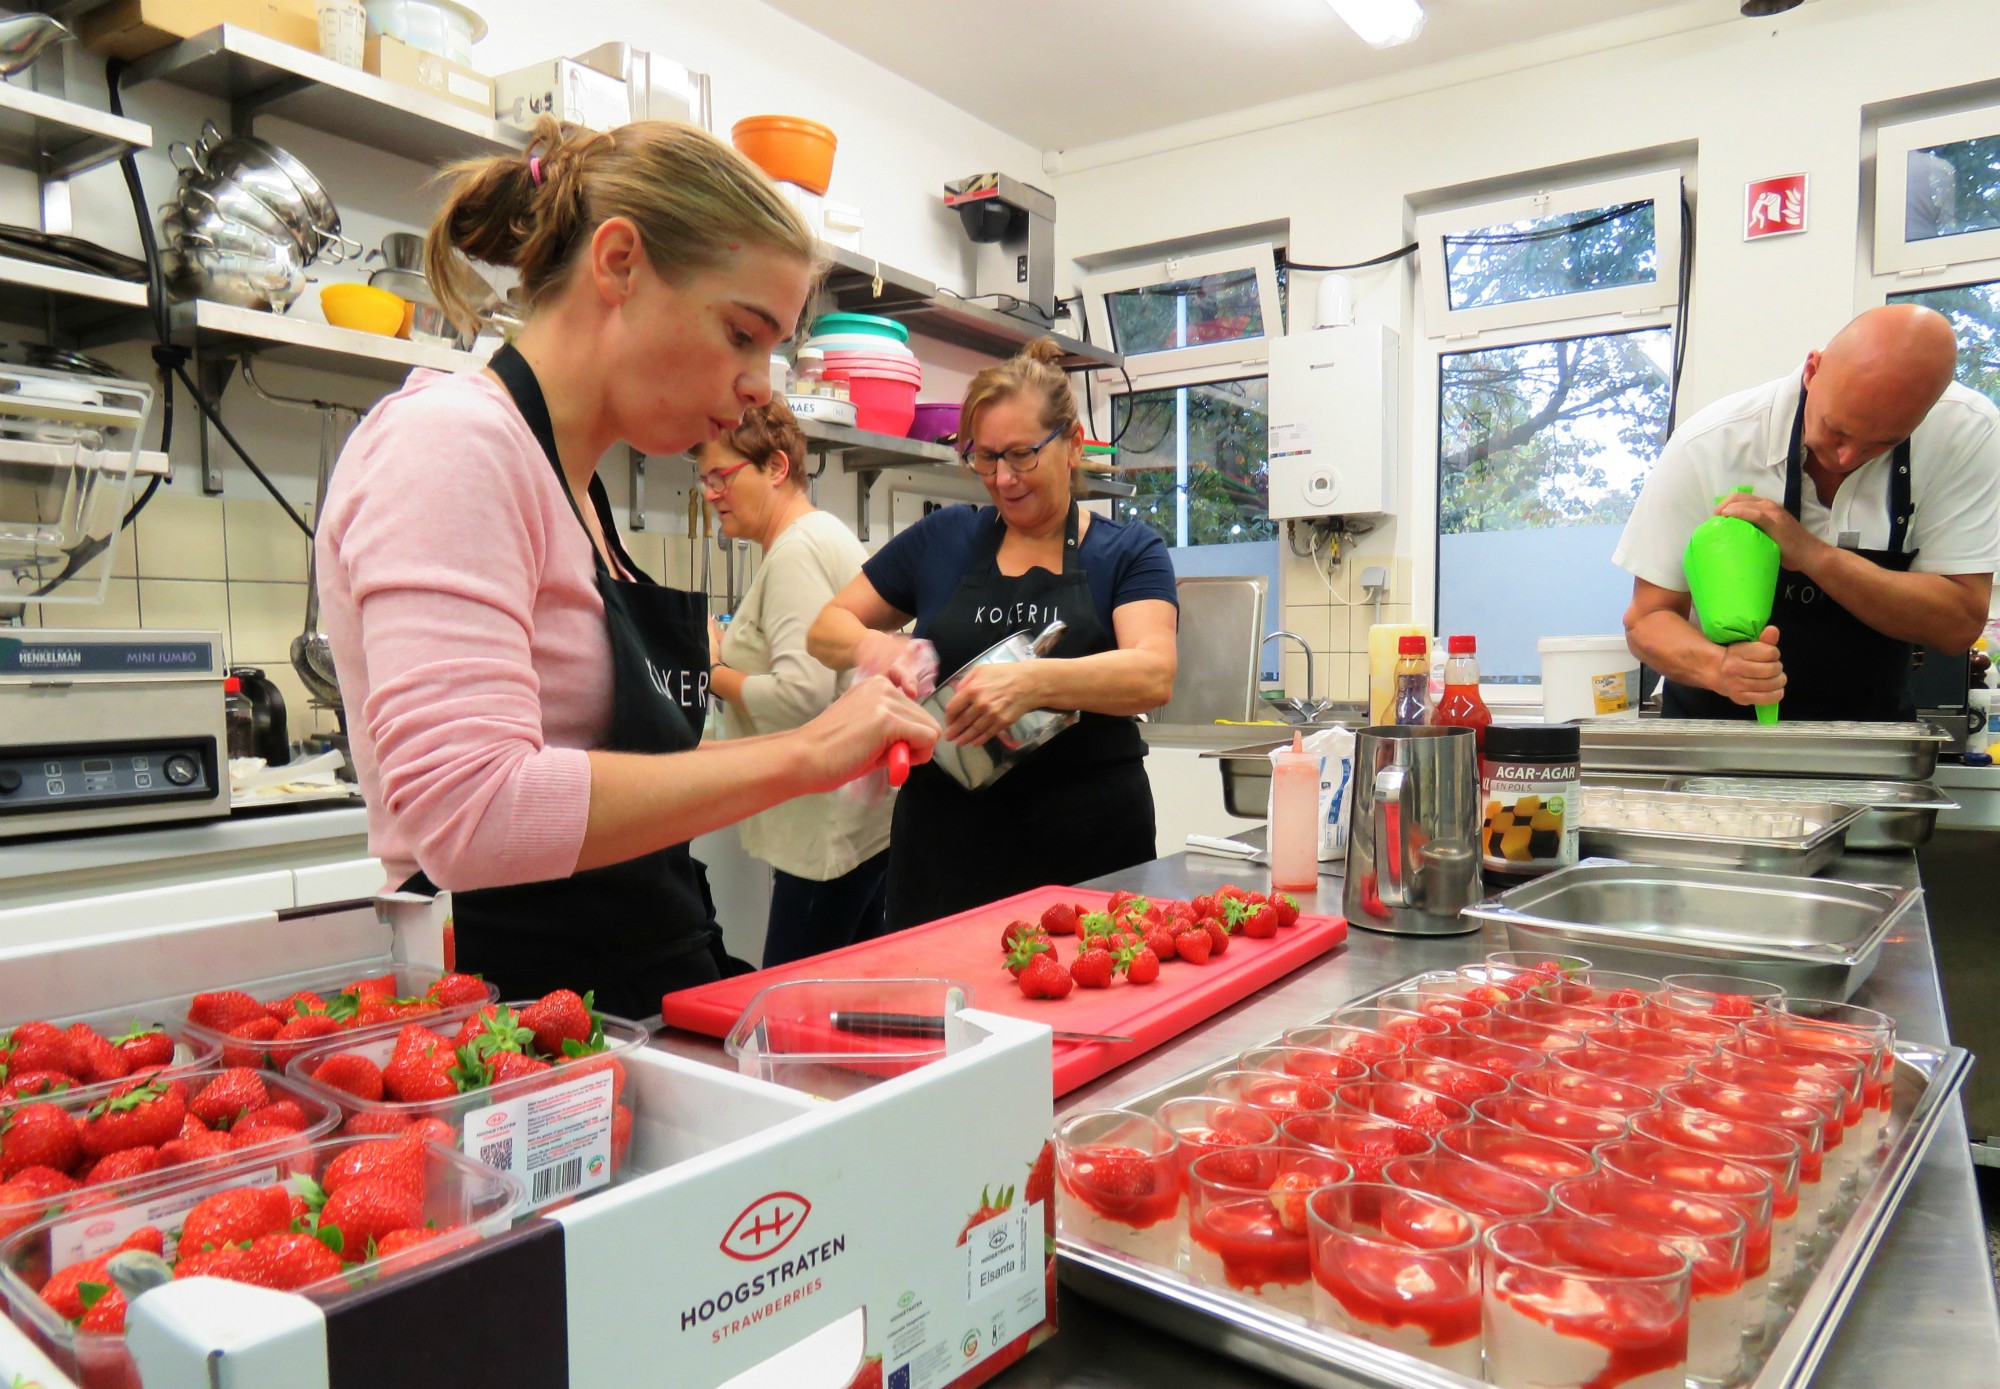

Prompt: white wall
[{"left": 1045, "top": 0, "right": 2000, "bottom": 640}]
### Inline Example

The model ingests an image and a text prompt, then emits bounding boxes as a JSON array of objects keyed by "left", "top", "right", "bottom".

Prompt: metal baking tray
[
  {"left": 1576, "top": 787, "right": 1865, "bottom": 875},
  {"left": 1204, "top": 740, "right": 1282, "bottom": 818},
  {"left": 1667, "top": 777, "right": 1958, "bottom": 852},
  {"left": 1576, "top": 719, "right": 1948, "bottom": 780},
  {"left": 1056, "top": 970, "right": 1972, "bottom": 1389},
  {"left": 1461, "top": 859, "right": 1916, "bottom": 998}
]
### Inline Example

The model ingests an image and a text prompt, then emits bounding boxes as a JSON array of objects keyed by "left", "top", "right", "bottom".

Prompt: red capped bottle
[{"left": 1432, "top": 634, "right": 1492, "bottom": 749}]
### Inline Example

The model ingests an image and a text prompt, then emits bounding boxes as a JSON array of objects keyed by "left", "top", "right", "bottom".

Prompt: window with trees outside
[
  {"left": 1891, "top": 280, "right": 2000, "bottom": 407},
  {"left": 1418, "top": 172, "right": 1684, "bottom": 683},
  {"left": 1878, "top": 119, "right": 2000, "bottom": 411}
]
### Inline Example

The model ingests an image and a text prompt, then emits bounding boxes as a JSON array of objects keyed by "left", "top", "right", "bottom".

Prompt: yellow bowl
[{"left": 320, "top": 283, "right": 406, "bottom": 337}]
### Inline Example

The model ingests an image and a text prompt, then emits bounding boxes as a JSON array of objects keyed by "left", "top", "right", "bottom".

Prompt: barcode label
[
  {"left": 461, "top": 1068, "right": 616, "bottom": 1211},
  {"left": 531, "top": 1157, "right": 584, "bottom": 1203}
]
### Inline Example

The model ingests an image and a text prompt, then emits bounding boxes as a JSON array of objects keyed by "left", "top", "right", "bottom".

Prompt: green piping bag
[{"left": 1685, "top": 486, "right": 1782, "bottom": 724}]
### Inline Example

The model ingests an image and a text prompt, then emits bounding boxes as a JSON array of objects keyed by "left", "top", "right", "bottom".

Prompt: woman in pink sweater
[{"left": 317, "top": 119, "right": 936, "bottom": 1017}]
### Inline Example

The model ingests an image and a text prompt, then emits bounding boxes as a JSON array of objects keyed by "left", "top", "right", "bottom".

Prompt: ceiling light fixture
[
  {"left": 1325, "top": 0, "right": 1427, "bottom": 49},
  {"left": 1741, "top": 0, "right": 1804, "bottom": 13}
]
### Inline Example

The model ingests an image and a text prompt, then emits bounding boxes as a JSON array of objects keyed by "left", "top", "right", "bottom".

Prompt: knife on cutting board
[{"left": 830, "top": 1010, "right": 1132, "bottom": 1045}]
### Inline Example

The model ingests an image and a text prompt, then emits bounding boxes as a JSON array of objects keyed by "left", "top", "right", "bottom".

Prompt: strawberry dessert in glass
[
  {"left": 1473, "top": 1091, "right": 1631, "bottom": 1154},
  {"left": 1764, "top": 1001, "right": 1896, "bottom": 1151},
  {"left": 1630, "top": 1108, "right": 1800, "bottom": 1306},
  {"left": 1614, "top": 1001, "right": 1743, "bottom": 1051},
  {"left": 1283, "top": 1022, "right": 1405, "bottom": 1067},
  {"left": 1054, "top": 1109, "right": 1183, "bottom": 1265},
  {"left": 1482, "top": 1215, "right": 1692, "bottom": 1389},
  {"left": 1497, "top": 995, "right": 1619, "bottom": 1039},
  {"left": 1549, "top": 968, "right": 1665, "bottom": 1012},
  {"left": 1185, "top": 1146, "right": 1351, "bottom": 1315},
  {"left": 1460, "top": 1012, "right": 1589, "bottom": 1059},
  {"left": 1599, "top": 1137, "right": 1776, "bottom": 1328},
  {"left": 1484, "top": 950, "right": 1593, "bottom": 998},
  {"left": 1327, "top": 1005, "right": 1450, "bottom": 1052},
  {"left": 1368, "top": 986, "right": 1493, "bottom": 1030},
  {"left": 1556, "top": 1042, "right": 1693, "bottom": 1095},
  {"left": 1332, "top": 1079, "right": 1471, "bottom": 1147},
  {"left": 1384, "top": 1153, "right": 1553, "bottom": 1229},
  {"left": 1658, "top": 973, "right": 1787, "bottom": 1022},
  {"left": 1283, "top": 1111, "right": 1434, "bottom": 1183},
  {"left": 1372, "top": 1054, "right": 1510, "bottom": 1108},
  {"left": 1237, "top": 1044, "right": 1369, "bottom": 1088},
  {"left": 1155, "top": 1095, "right": 1279, "bottom": 1262},
  {"left": 1206, "top": 1069, "right": 1336, "bottom": 1127},
  {"left": 1555, "top": 1174, "right": 1749, "bottom": 1387},
  {"left": 1661, "top": 1079, "right": 1829, "bottom": 1242},
  {"left": 1412, "top": 1031, "right": 1551, "bottom": 1084},
  {"left": 1693, "top": 1054, "right": 1850, "bottom": 1195},
  {"left": 1439, "top": 1123, "right": 1598, "bottom": 1184},
  {"left": 1308, "top": 1183, "right": 1484, "bottom": 1376},
  {"left": 1512, "top": 1067, "right": 1662, "bottom": 1123}
]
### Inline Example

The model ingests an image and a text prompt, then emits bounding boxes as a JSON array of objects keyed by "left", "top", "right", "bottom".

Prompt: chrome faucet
[{"left": 1263, "top": 630, "right": 1334, "bottom": 723}]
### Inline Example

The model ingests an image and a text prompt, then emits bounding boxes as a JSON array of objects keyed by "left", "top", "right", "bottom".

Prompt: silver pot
[
  {"left": 375, "top": 231, "right": 424, "bottom": 271},
  {"left": 919, "top": 619, "right": 1079, "bottom": 791},
  {"left": 162, "top": 239, "right": 306, "bottom": 312}
]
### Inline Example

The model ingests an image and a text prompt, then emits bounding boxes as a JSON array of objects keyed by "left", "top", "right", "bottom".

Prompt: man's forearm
[
  {"left": 1625, "top": 606, "right": 1723, "bottom": 690},
  {"left": 1798, "top": 546, "right": 1985, "bottom": 650}
]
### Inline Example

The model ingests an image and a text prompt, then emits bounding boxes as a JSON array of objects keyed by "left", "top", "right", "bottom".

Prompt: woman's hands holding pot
[
  {"left": 854, "top": 630, "right": 939, "bottom": 700},
  {"left": 941, "top": 663, "right": 1047, "bottom": 748}
]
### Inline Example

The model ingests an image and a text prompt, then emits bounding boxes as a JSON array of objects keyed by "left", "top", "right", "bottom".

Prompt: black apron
[
  {"left": 1663, "top": 385, "right": 1919, "bottom": 723},
  {"left": 399, "top": 344, "right": 745, "bottom": 1019},
  {"left": 885, "top": 502, "right": 1156, "bottom": 931}
]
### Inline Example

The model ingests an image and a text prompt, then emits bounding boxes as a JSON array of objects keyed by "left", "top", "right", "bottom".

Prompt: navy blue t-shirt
[{"left": 863, "top": 505, "right": 1178, "bottom": 640}]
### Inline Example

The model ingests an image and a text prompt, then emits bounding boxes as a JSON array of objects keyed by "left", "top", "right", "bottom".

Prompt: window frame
[
  {"left": 1414, "top": 170, "right": 1684, "bottom": 340},
  {"left": 1873, "top": 105, "right": 2000, "bottom": 276},
  {"left": 1081, "top": 243, "right": 1284, "bottom": 375}
]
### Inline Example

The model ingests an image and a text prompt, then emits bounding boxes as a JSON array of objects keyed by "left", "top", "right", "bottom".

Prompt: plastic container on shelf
[
  {"left": 285, "top": 1009, "right": 648, "bottom": 1213},
  {"left": 1538, "top": 634, "right": 1640, "bottom": 722},
  {"left": 807, "top": 311, "right": 907, "bottom": 343},
  {"left": 823, "top": 370, "right": 919, "bottom": 436},
  {"left": 818, "top": 352, "right": 922, "bottom": 381},
  {"left": 0, "top": 1133, "right": 525, "bottom": 1389},
  {"left": 724, "top": 977, "right": 964, "bottom": 1099},
  {"left": 174, "top": 961, "right": 499, "bottom": 1074},
  {"left": 732, "top": 116, "right": 838, "bottom": 195},
  {"left": 0, "top": 1067, "right": 341, "bottom": 1240},
  {"left": 908, "top": 401, "right": 963, "bottom": 443},
  {"left": 0, "top": 1001, "right": 222, "bottom": 1113}
]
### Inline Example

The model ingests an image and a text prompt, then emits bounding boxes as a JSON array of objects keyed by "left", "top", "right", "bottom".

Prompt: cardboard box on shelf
[
  {"left": 364, "top": 35, "right": 494, "bottom": 116},
  {"left": 494, "top": 57, "right": 629, "bottom": 132},
  {"left": 81, "top": 0, "right": 319, "bottom": 61}
]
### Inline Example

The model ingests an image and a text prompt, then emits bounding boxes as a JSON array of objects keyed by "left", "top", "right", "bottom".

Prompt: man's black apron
[
  {"left": 400, "top": 344, "right": 743, "bottom": 1018},
  {"left": 1663, "top": 386, "right": 1918, "bottom": 722},
  {"left": 885, "top": 502, "right": 1156, "bottom": 930}
]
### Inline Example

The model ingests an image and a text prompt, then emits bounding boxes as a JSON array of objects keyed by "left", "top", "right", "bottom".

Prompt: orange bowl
[{"left": 731, "top": 115, "right": 837, "bottom": 195}]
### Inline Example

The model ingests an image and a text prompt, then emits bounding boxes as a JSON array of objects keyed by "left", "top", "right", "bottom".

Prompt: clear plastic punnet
[{"left": 723, "top": 977, "right": 972, "bottom": 1098}]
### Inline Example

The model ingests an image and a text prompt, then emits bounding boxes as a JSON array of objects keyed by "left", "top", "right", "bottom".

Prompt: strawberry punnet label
[
  {"left": 460, "top": 1068, "right": 615, "bottom": 1211},
  {"left": 50, "top": 1166, "right": 280, "bottom": 1267}
]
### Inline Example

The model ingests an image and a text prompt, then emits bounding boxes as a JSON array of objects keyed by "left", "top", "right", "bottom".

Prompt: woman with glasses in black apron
[
  {"left": 810, "top": 338, "right": 1180, "bottom": 931},
  {"left": 1617, "top": 306, "right": 1999, "bottom": 723},
  {"left": 316, "top": 119, "right": 936, "bottom": 1020}
]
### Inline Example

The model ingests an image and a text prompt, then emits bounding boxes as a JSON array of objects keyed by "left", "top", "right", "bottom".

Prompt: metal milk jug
[{"left": 1343, "top": 725, "right": 1483, "bottom": 935}]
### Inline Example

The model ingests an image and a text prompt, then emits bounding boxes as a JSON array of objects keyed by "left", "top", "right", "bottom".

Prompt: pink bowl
[
  {"left": 842, "top": 375, "right": 918, "bottom": 435},
  {"left": 822, "top": 352, "right": 922, "bottom": 378},
  {"left": 824, "top": 362, "right": 923, "bottom": 387}
]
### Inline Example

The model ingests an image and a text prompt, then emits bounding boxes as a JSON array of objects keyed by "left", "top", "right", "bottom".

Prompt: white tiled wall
[{"left": 1276, "top": 536, "right": 1414, "bottom": 704}]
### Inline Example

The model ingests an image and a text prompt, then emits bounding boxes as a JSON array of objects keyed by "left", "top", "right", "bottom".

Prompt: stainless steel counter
[{"left": 986, "top": 848, "right": 2000, "bottom": 1389}]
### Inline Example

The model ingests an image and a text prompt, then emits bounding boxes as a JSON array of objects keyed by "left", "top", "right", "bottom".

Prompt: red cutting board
[{"left": 661, "top": 886, "right": 1347, "bottom": 1096}]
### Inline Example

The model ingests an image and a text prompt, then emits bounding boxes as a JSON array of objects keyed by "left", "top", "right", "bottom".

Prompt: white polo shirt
[{"left": 1613, "top": 368, "right": 2000, "bottom": 591}]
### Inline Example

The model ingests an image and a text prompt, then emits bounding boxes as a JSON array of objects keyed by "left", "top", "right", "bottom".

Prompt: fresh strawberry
[
  {"left": 275, "top": 1013, "right": 344, "bottom": 1045},
  {"left": 1017, "top": 954, "right": 1073, "bottom": 1000},
  {"left": 158, "top": 1131, "right": 237, "bottom": 1166},
  {"left": 233, "top": 1100, "right": 309, "bottom": 1138},
  {"left": 175, "top": 1113, "right": 205, "bottom": 1142},
  {"left": 178, "top": 1184, "right": 293, "bottom": 1255},
  {"left": 80, "top": 1078, "right": 186, "bottom": 1158},
  {"left": 555, "top": 1051, "right": 628, "bottom": 1105},
  {"left": 42, "top": 1256, "right": 115, "bottom": 1321},
  {"left": 188, "top": 992, "right": 268, "bottom": 1033},
  {"left": 1106, "top": 891, "right": 1145, "bottom": 914},
  {"left": 77, "top": 1282, "right": 127, "bottom": 1333},
  {"left": 1239, "top": 903, "right": 1279, "bottom": 940},
  {"left": 6, "top": 1166, "right": 78, "bottom": 1199},
  {"left": 1189, "top": 894, "right": 1218, "bottom": 920},
  {"left": 376, "top": 1226, "right": 443, "bottom": 1260},
  {"left": 219, "top": 1015, "right": 281, "bottom": 1067},
  {"left": 1175, "top": 927, "right": 1213, "bottom": 966},
  {"left": 341, "top": 1112, "right": 414, "bottom": 1137},
  {"left": 846, "top": 1356, "right": 884, "bottom": 1389},
  {"left": 84, "top": 1146, "right": 161, "bottom": 1184},
  {"left": 111, "top": 1027, "right": 176, "bottom": 1071},
  {"left": 348, "top": 974, "right": 398, "bottom": 999},
  {"left": 1076, "top": 911, "right": 1116, "bottom": 942},
  {"left": 238, "top": 1230, "right": 344, "bottom": 1289},
  {"left": 1115, "top": 944, "right": 1160, "bottom": 985},
  {"left": 1083, "top": 1147, "right": 1159, "bottom": 1198},
  {"left": 1271, "top": 892, "right": 1302, "bottom": 928},
  {"left": 426, "top": 973, "right": 491, "bottom": 1008},
  {"left": 1, "top": 1103, "right": 83, "bottom": 1178},
  {"left": 1216, "top": 884, "right": 1247, "bottom": 903},
  {"left": 263, "top": 990, "right": 326, "bottom": 1024},
  {"left": 1202, "top": 918, "right": 1230, "bottom": 956},
  {"left": 1039, "top": 903, "right": 1080, "bottom": 937},
  {"left": 1077, "top": 933, "right": 1113, "bottom": 956},
  {"left": 611, "top": 1103, "right": 634, "bottom": 1171},
  {"left": 385, "top": 1046, "right": 456, "bottom": 1103},
  {"left": 174, "top": 1244, "right": 253, "bottom": 1281},
  {"left": 312, "top": 1053, "right": 386, "bottom": 1103},
  {"left": 319, "top": 1177, "right": 424, "bottom": 1254},
  {"left": 1708, "top": 994, "right": 1755, "bottom": 1020},
  {"left": 1003, "top": 935, "right": 1052, "bottom": 978},
  {"left": 0, "top": 1070, "right": 74, "bottom": 1102},
  {"left": 64, "top": 1026, "right": 132, "bottom": 1085},
  {"left": 1463, "top": 984, "right": 1513, "bottom": 1009},
  {"left": 954, "top": 1183, "right": 1014, "bottom": 1245},
  {"left": 1070, "top": 951, "right": 1115, "bottom": 990},
  {"left": 322, "top": 1139, "right": 425, "bottom": 1199},
  {"left": 1142, "top": 925, "right": 1178, "bottom": 962},
  {"left": 485, "top": 1052, "right": 552, "bottom": 1085},
  {"left": 1268, "top": 1170, "right": 1321, "bottom": 1233},
  {"left": 999, "top": 918, "right": 1042, "bottom": 954},
  {"left": 1603, "top": 988, "right": 1645, "bottom": 1010},
  {"left": 189, "top": 1069, "right": 269, "bottom": 1130},
  {"left": 3, "top": 1022, "right": 83, "bottom": 1079},
  {"left": 517, "top": 990, "right": 596, "bottom": 1059}
]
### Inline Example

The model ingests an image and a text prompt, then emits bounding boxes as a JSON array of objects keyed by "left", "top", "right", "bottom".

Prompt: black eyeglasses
[{"left": 960, "top": 424, "right": 1066, "bottom": 478}]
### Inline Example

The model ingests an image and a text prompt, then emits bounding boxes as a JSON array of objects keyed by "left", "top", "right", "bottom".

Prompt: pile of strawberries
[
  {"left": 1002, "top": 887, "right": 1301, "bottom": 1000},
  {"left": 185, "top": 971, "right": 494, "bottom": 1069},
  {"left": 301, "top": 990, "right": 634, "bottom": 1169},
  {"left": 0, "top": 1067, "right": 322, "bottom": 1238},
  {"left": 0, "top": 1019, "right": 186, "bottom": 1103},
  {"left": 30, "top": 1131, "right": 468, "bottom": 1340}
]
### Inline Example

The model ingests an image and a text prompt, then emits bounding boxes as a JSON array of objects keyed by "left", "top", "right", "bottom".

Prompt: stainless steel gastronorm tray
[
  {"left": 1461, "top": 859, "right": 1917, "bottom": 998},
  {"left": 1668, "top": 777, "right": 1958, "bottom": 852},
  {"left": 1576, "top": 720, "right": 1948, "bottom": 780},
  {"left": 1577, "top": 788, "right": 1866, "bottom": 875},
  {"left": 1055, "top": 971, "right": 1972, "bottom": 1389}
]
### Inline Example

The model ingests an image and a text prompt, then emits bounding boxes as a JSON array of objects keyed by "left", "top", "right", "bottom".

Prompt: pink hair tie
[{"left": 528, "top": 155, "right": 543, "bottom": 187}]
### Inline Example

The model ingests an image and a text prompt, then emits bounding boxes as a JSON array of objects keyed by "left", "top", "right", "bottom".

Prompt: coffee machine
[{"left": 943, "top": 172, "right": 1057, "bottom": 325}]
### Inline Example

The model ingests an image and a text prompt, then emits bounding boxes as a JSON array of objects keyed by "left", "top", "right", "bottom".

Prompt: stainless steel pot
[
  {"left": 374, "top": 231, "right": 424, "bottom": 271},
  {"left": 919, "top": 619, "right": 1078, "bottom": 791},
  {"left": 174, "top": 181, "right": 306, "bottom": 258},
  {"left": 1343, "top": 724, "right": 1484, "bottom": 936},
  {"left": 162, "top": 239, "right": 306, "bottom": 311}
]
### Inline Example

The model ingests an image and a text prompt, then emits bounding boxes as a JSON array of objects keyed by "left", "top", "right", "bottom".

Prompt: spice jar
[{"left": 1479, "top": 724, "right": 1580, "bottom": 878}]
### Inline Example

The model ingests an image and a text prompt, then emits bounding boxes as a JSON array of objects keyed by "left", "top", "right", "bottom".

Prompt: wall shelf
[
  {"left": 0, "top": 80, "right": 151, "bottom": 179},
  {"left": 0, "top": 253, "right": 146, "bottom": 332},
  {"left": 123, "top": 25, "right": 527, "bottom": 166},
  {"left": 166, "top": 298, "right": 487, "bottom": 382}
]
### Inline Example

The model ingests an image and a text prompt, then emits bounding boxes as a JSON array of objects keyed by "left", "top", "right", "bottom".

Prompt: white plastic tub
[{"left": 1539, "top": 635, "right": 1640, "bottom": 723}]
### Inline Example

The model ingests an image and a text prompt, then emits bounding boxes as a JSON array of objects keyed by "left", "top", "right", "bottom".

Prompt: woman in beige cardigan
[{"left": 702, "top": 400, "right": 894, "bottom": 966}]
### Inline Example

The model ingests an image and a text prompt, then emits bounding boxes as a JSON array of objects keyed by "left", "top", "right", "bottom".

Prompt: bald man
[{"left": 1616, "top": 305, "right": 2000, "bottom": 722}]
